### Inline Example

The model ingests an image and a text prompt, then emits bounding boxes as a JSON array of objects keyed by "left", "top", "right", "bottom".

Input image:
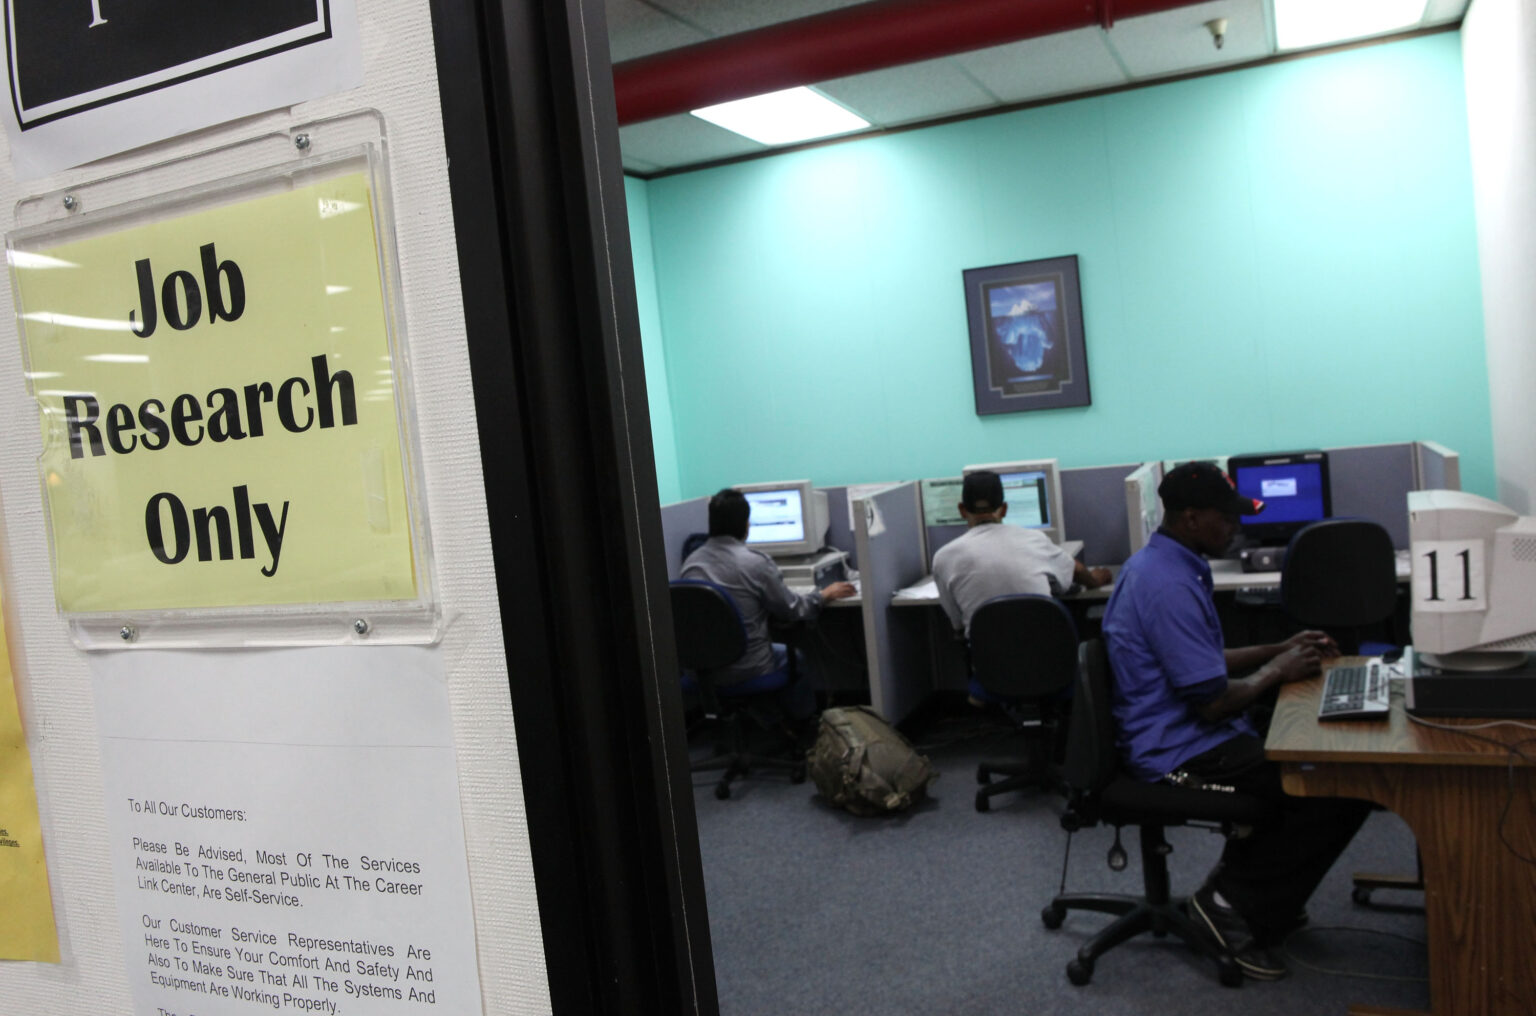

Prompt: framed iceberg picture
[{"left": 962, "top": 255, "right": 1090, "bottom": 415}]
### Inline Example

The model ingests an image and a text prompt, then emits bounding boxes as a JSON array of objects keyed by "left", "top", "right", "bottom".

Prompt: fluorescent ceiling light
[
  {"left": 1274, "top": 0, "right": 1428, "bottom": 51},
  {"left": 691, "top": 87, "right": 869, "bottom": 145}
]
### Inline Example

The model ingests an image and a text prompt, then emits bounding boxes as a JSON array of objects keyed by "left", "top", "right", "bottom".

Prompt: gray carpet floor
[{"left": 692, "top": 715, "right": 1428, "bottom": 1016}]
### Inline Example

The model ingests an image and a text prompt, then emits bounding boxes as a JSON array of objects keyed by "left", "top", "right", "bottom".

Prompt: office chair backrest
[
  {"left": 1062, "top": 639, "right": 1119, "bottom": 796},
  {"left": 1281, "top": 519, "right": 1397, "bottom": 628},
  {"left": 968, "top": 594, "right": 1079, "bottom": 700},
  {"left": 669, "top": 580, "right": 747, "bottom": 673}
]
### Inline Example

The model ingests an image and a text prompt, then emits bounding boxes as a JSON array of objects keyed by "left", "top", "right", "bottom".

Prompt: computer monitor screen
[
  {"left": 962, "top": 458, "right": 1064, "bottom": 543},
  {"left": 742, "top": 488, "right": 805, "bottom": 545},
  {"left": 1409, "top": 489, "right": 1536, "bottom": 668},
  {"left": 920, "top": 477, "right": 965, "bottom": 527},
  {"left": 1227, "top": 451, "right": 1331, "bottom": 546},
  {"left": 998, "top": 470, "right": 1051, "bottom": 528},
  {"left": 734, "top": 480, "right": 828, "bottom": 557}
]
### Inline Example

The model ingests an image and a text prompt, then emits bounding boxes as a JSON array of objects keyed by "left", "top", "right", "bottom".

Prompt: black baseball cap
[
  {"left": 1159, "top": 461, "right": 1263, "bottom": 516},
  {"left": 961, "top": 471, "right": 1005, "bottom": 513}
]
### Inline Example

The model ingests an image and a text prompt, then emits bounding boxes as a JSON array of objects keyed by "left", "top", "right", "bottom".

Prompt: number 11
[{"left": 1421, "top": 548, "right": 1474, "bottom": 601}]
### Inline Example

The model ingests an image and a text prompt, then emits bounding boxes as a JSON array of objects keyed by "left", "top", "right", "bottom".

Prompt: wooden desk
[{"left": 1266, "top": 661, "right": 1536, "bottom": 1016}]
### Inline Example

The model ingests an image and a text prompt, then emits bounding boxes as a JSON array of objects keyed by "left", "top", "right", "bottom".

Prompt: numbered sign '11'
[{"left": 1412, "top": 539, "right": 1487, "bottom": 613}]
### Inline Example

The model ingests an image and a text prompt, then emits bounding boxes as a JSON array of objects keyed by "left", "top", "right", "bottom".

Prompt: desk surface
[
  {"left": 1266, "top": 659, "right": 1536, "bottom": 1016},
  {"left": 1267, "top": 660, "right": 1533, "bottom": 767},
  {"left": 786, "top": 579, "right": 862, "bottom": 606}
]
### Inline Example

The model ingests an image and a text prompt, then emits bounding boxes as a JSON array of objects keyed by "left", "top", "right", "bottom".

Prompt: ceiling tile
[
  {"left": 956, "top": 28, "right": 1127, "bottom": 104},
  {"left": 1107, "top": 0, "right": 1269, "bottom": 79},
  {"left": 605, "top": 0, "right": 709, "bottom": 62},
  {"left": 648, "top": 0, "right": 867, "bottom": 37},
  {"left": 606, "top": 0, "right": 1469, "bottom": 173},
  {"left": 816, "top": 58, "right": 997, "bottom": 128},
  {"left": 622, "top": 153, "right": 665, "bottom": 174},
  {"left": 620, "top": 115, "right": 766, "bottom": 170},
  {"left": 1423, "top": 0, "right": 1471, "bottom": 21}
]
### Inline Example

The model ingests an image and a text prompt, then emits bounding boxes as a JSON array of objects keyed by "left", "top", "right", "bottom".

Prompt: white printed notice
[{"left": 92, "top": 647, "right": 482, "bottom": 1016}]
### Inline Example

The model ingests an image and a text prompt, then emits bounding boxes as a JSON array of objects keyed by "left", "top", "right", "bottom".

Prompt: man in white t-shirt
[{"left": 933, "top": 470, "right": 1111, "bottom": 636}]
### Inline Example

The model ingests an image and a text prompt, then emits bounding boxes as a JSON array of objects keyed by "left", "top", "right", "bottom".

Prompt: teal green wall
[
  {"left": 624, "top": 175, "right": 682, "bottom": 504},
  {"left": 637, "top": 33, "right": 1493, "bottom": 501}
]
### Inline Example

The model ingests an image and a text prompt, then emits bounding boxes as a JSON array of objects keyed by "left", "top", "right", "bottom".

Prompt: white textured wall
[
  {"left": 1464, "top": 0, "right": 1536, "bottom": 512},
  {"left": 0, "top": 3, "right": 551, "bottom": 1012}
]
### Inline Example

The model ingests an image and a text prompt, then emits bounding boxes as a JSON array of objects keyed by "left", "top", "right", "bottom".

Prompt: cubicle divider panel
[
  {"left": 926, "top": 525, "right": 966, "bottom": 570},
  {"left": 1415, "top": 441, "right": 1462, "bottom": 492},
  {"left": 822, "top": 486, "right": 857, "bottom": 568},
  {"left": 660, "top": 497, "right": 708, "bottom": 579},
  {"left": 854, "top": 483, "right": 930, "bottom": 725},
  {"left": 1327, "top": 443, "right": 1417, "bottom": 549},
  {"left": 1062, "top": 463, "right": 1136, "bottom": 566}
]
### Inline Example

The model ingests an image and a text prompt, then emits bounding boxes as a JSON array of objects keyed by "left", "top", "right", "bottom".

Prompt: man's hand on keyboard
[
  {"left": 1283, "top": 629, "right": 1340, "bottom": 660},
  {"left": 1274, "top": 644, "right": 1327, "bottom": 684},
  {"left": 820, "top": 581, "right": 857, "bottom": 603}
]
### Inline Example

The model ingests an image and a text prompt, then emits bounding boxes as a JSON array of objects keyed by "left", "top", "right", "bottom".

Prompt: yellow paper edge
[{"left": 0, "top": 577, "right": 60, "bottom": 962}]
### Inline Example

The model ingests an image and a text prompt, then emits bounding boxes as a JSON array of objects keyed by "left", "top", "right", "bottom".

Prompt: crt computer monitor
[
  {"left": 1124, "top": 460, "right": 1164, "bottom": 555},
  {"left": 734, "top": 480, "right": 829, "bottom": 557},
  {"left": 1227, "top": 450, "right": 1331, "bottom": 546},
  {"left": 1408, "top": 489, "right": 1536, "bottom": 670},
  {"left": 961, "top": 458, "right": 1064, "bottom": 544}
]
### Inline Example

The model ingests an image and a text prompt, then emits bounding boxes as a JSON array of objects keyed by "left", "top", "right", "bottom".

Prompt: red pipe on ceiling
[{"left": 613, "top": 0, "right": 1211, "bottom": 125}]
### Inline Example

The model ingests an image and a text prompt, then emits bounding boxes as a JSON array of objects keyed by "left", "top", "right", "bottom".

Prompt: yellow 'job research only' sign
[{"left": 12, "top": 172, "right": 419, "bottom": 613}]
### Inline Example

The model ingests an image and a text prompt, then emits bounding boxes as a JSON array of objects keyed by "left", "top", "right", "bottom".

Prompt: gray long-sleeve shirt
[{"left": 680, "top": 535, "right": 823, "bottom": 685}]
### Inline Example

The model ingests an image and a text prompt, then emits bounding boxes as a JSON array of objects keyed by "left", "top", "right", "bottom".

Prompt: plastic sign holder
[{"left": 7, "top": 111, "right": 440, "bottom": 648}]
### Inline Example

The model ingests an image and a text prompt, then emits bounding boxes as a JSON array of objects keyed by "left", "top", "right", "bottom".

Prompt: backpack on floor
[{"left": 807, "top": 705, "right": 936, "bottom": 815}]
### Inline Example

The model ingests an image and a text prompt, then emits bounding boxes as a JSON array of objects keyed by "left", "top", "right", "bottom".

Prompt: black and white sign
[
  {"left": 3, "top": 0, "right": 359, "bottom": 179},
  {"left": 1411, "top": 539, "right": 1487, "bottom": 613}
]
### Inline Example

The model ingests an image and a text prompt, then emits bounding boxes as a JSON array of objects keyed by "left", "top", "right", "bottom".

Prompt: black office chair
[
  {"left": 1281, "top": 519, "right": 1422, "bottom": 905},
  {"left": 670, "top": 579, "right": 805, "bottom": 800},
  {"left": 1281, "top": 518, "right": 1399, "bottom": 655},
  {"left": 968, "top": 594, "right": 1080, "bottom": 813},
  {"left": 1042, "top": 639, "right": 1276, "bottom": 988}
]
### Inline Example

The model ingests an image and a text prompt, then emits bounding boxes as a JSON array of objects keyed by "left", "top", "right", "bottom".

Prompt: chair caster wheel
[
  {"left": 1066, "top": 958, "right": 1093, "bottom": 986},
  {"left": 974, "top": 791, "right": 990, "bottom": 813},
  {"left": 714, "top": 782, "right": 731, "bottom": 800},
  {"left": 1352, "top": 886, "right": 1372, "bottom": 906},
  {"left": 1218, "top": 959, "right": 1244, "bottom": 988},
  {"left": 791, "top": 762, "right": 806, "bottom": 784},
  {"left": 1040, "top": 904, "right": 1065, "bottom": 930}
]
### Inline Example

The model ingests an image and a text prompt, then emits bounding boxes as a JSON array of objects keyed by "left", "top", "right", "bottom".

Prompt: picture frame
[{"left": 962, "top": 254, "right": 1090, "bottom": 415}]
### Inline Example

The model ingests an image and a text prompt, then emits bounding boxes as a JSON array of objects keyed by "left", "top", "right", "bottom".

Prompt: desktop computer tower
[
  {"left": 775, "top": 548, "right": 848, "bottom": 589},
  {"left": 1405, "top": 651, "right": 1536, "bottom": 718}
]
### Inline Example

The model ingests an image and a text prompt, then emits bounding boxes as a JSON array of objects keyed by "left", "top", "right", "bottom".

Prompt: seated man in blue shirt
[
  {"left": 1101, "top": 461, "right": 1370, "bottom": 981},
  {"left": 681, "top": 488, "right": 857, "bottom": 728}
]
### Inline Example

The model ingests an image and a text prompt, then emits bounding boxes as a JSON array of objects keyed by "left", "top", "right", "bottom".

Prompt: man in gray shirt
[
  {"left": 681, "top": 488, "right": 856, "bottom": 723},
  {"left": 933, "top": 470, "right": 1111, "bottom": 637}
]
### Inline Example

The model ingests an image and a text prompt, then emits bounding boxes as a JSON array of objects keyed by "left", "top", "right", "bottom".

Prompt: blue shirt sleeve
[
  {"left": 1139, "top": 578, "right": 1228, "bottom": 694},
  {"left": 1175, "top": 674, "right": 1228, "bottom": 705}
]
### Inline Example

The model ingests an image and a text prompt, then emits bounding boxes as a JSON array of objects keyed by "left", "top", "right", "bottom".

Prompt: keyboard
[{"left": 1317, "top": 661, "right": 1391, "bottom": 721}]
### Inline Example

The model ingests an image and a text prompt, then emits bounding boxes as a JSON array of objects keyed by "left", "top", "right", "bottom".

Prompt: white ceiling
[{"left": 609, "top": 0, "right": 1469, "bottom": 175}]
